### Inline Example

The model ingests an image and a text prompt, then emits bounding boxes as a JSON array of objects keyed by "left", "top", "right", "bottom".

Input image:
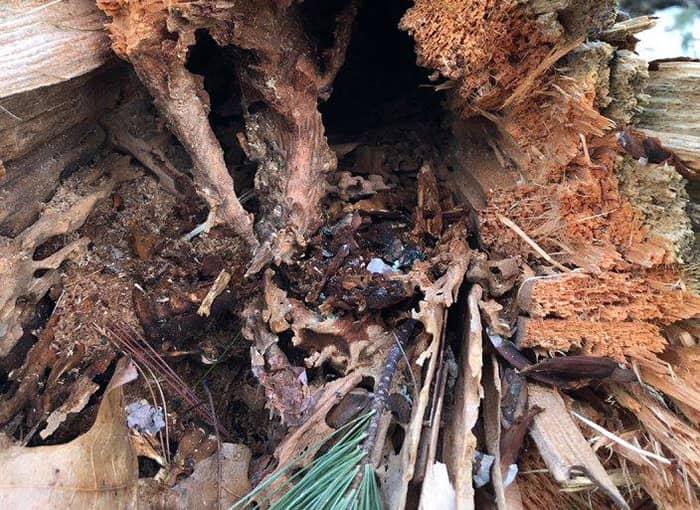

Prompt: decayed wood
[
  {"left": 527, "top": 384, "right": 628, "bottom": 509},
  {"left": 97, "top": 0, "right": 359, "bottom": 264},
  {"left": 0, "top": 124, "right": 106, "bottom": 236},
  {"left": 0, "top": 0, "right": 113, "bottom": 98},
  {"left": 96, "top": 0, "right": 256, "bottom": 247},
  {"left": 636, "top": 61, "right": 700, "bottom": 173},
  {"left": 0, "top": 66, "right": 125, "bottom": 235},
  {"left": 442, "top": 285, "right": 483, "bottom": 510},
  {"left": 0, "top": 155, "right": 137, "bottom": 355},
  {"left": 0, "top": 67, "right": 121, "bottom": 166}
]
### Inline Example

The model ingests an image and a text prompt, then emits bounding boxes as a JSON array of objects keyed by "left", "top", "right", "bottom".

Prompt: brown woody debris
[
  {"left": 516, "top": 317, "right": 666, "bottom": 361},
  {"left": 0, "top": 155, "right": 137, "bottom": 355},
  {"left": 518, "top": 272, "right": 700, "bottom": 324},
  {"left": 528, "top": 384, "right": 629, "bottom": 509}
]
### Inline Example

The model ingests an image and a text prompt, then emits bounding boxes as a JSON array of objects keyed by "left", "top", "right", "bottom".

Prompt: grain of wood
[
  {"left": 0, "top": 0, "right": 112, "bottom": 98},
  {"left": 528, "top": 383, "right": 629, "bottom": 510}
]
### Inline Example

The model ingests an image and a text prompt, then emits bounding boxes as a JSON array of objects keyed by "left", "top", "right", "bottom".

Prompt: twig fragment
[
  {"left": 496, "top": 213, "right": 571, "bottom": 272},
  {"left": 198, "top": 270, "right": 231, "bottom": 317}
]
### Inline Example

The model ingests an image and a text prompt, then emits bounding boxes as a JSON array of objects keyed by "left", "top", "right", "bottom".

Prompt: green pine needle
[{"left": 230, "top": 412, "right": 383, "bottom": 510}]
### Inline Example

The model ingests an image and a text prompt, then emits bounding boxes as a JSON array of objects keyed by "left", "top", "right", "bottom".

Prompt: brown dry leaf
[
  {"left": 528, "top": 383, "right": 629, "bottom": 510},
  {"left": 0, "top": 357, "right": 138, "bottom": 509},
  {"left": 274, "top": 374, "right": 362, "bottom": 468},
  {"left": 170, "top": 443, "right": 251, "bottom": 507}
]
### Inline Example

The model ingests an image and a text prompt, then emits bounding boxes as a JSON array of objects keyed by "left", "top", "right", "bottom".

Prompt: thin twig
[
  {"left": 197, "top": 270, "right": 231, "bottom": 317},
  {"left": 351, "top": 320, "right": 419, "bottom": 491},
  {"left": 571, "top": 411, "right": 671, "bottom": 465},
  {"left": 496, "top": 213, "right": 571, "bottom": 272}
]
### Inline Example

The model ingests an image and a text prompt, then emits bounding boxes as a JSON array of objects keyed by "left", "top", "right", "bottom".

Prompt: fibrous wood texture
[
  {"left": 0, "top": 0, "right": 113, "bottom": 98},
  {"left": 402, "top": 0, "right": 698, "bottom": 364},
  {"left": 637, "top": 60, "right": 700, "bottom": 175},
  {"left": 0, "top": 67, "right": 124, "bottom": 235},
  {"left": 0, "top": 156, "right": 137, "bottom": 355},
  {"left": 97, "top": 0, "right": 358, "bottom": 266},
  {"left": 2, "top": 1, "right": 700, "bottom": 509}
]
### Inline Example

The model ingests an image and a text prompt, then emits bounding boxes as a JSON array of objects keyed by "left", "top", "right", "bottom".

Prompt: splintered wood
[
  {"left": 1, "top": 0, "right": 699, "bottom": 509},
  {"left": 528, "top": 384, "right": 628, "bottom": 509}
]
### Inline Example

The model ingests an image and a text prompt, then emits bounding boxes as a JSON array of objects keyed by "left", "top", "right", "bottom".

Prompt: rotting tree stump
[{"left": 0, "top": 1, "right": 699, "bottom": 509}]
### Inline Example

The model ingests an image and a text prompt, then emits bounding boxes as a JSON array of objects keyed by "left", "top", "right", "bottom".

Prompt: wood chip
[
  {"left": 528, "top": 383, "right": 629, "bottom": 510},
  {"left": 197, "top": 270, "right": 231, "bottom": 317}
]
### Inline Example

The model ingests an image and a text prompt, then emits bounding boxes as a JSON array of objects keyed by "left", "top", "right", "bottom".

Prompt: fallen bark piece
[
  {"left": 443, "top": 285, "right": 484, "bottom": 510},
  {"left": 39, "top": 377, "right": 100, "bottom": 440},
  {"left": 520, "top": 356, "right": 634, "bottom": 384},
  {"left": 0, "top": 358, "right": 138, "bottom": 509},
  {"left": 527, "top": 383, "right": 629, "bottom": 510}
]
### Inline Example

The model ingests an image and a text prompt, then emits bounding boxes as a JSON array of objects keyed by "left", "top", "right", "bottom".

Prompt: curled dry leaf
[
  {"left": 0, "top": 357, "right": 138, "bottom": 509},
  {"left": 140, "top": 443, "right": 252, "bottom": 510}
]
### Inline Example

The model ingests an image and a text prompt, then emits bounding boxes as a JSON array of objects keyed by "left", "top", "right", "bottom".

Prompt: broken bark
[{"left": 528, "top": 384, "right": 629, "bottom": 509}]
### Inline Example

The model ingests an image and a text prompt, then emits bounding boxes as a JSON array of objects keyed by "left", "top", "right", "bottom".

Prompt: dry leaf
[
  {"left": 161, "top": 444, "right": 251, "bottom": 509},
  {"left": 0, "top": 357, "right": 138, "bottom": 509}
]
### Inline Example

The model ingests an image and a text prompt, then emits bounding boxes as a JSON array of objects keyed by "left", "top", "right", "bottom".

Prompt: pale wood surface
[
  {"left": 637, "top": 61, "right": 700, "bottom": 172},
  {"left": 0, "top": 0, "right": 113, "bottom": 99}
]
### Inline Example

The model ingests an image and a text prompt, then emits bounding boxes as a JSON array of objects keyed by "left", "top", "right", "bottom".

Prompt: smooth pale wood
[
  {"left": 0, "top": 0, "right": 113, "bottom": 99},
  {"left": 528, "top": 384, "right": 629, "bottom": 510},
  {"left": 637, "top": 61, "right": 700, "bottom": 172}
]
